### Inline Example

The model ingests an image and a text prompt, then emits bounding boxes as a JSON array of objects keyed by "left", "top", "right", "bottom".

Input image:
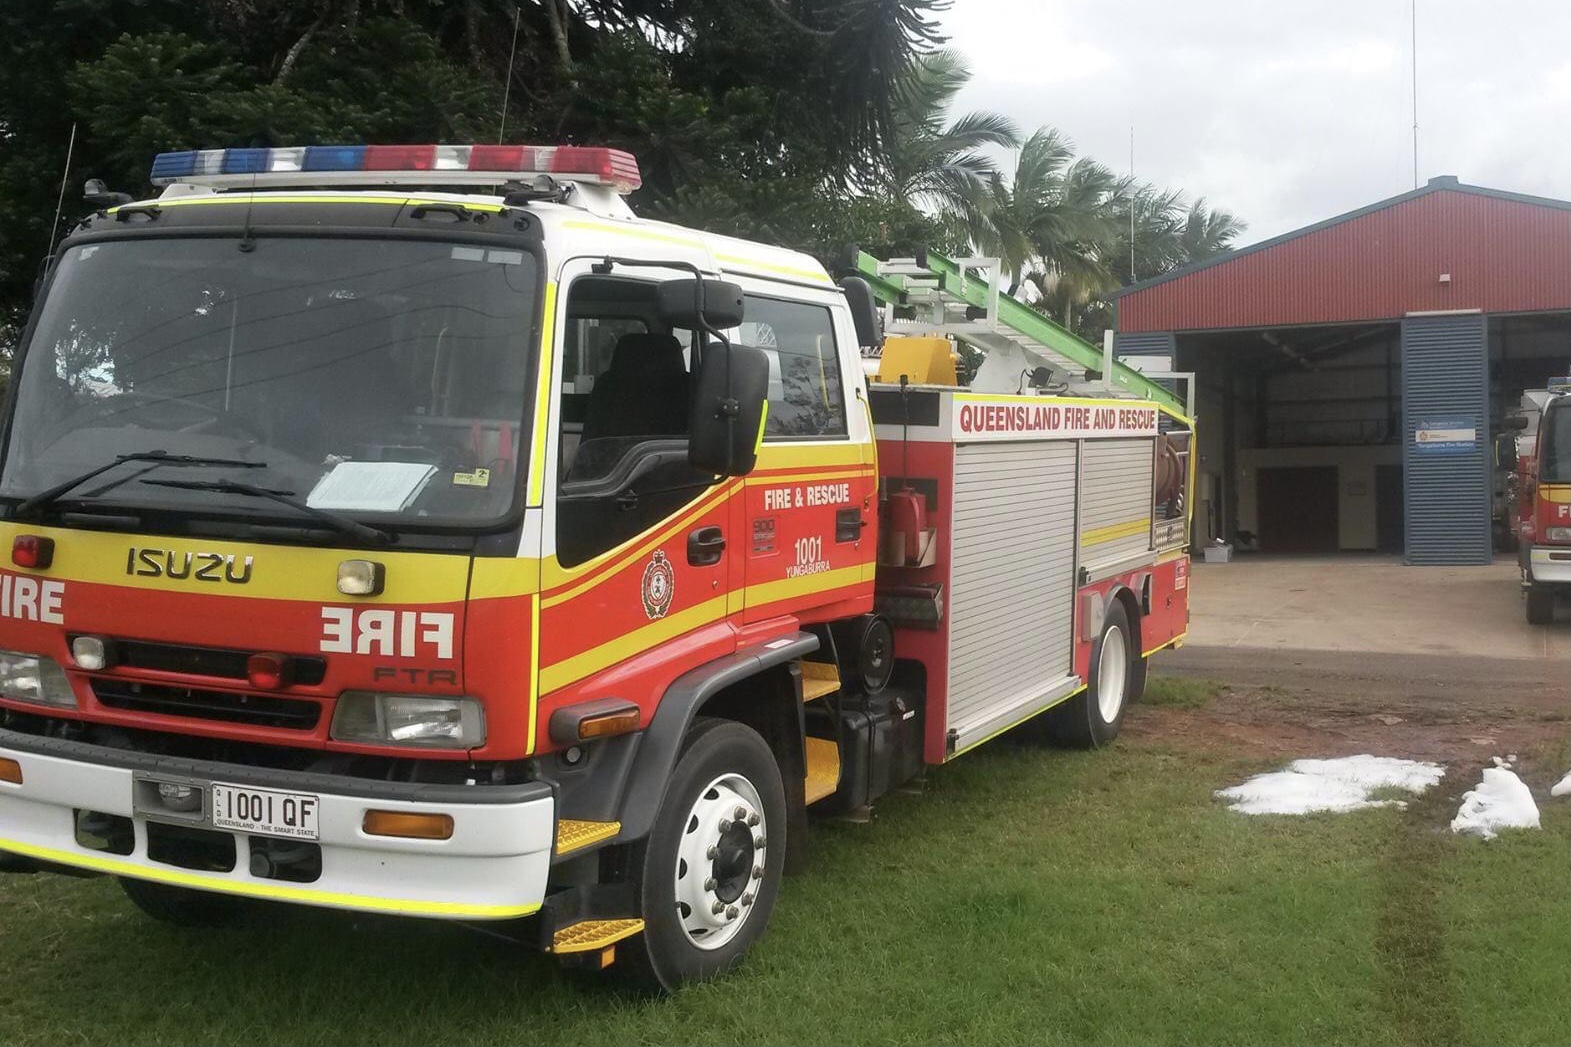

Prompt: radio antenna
[
  {"left": 499, "top": 5, "right": 522, "bottom": 143},
  {"left": 47, "top": 122, "right": 78, "bottom": 259}
]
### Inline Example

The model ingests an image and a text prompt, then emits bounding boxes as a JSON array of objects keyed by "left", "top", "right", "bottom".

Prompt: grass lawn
[{"left": 0, "top": 722, "right": 1565, "bottom": 1046}]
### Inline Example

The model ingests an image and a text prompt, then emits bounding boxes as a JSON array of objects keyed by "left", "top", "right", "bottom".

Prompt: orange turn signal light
[
  {"left": 362, "top": 809, "right": 453, "bottom": 840},
  {"left": 578, "top": 708, "right": 641, "bottom": 740},
  {"left": 0, "top": 757, "right": 22, "bottom": 785}
]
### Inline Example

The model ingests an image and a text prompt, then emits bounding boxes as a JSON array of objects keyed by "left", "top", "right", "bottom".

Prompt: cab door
[
  {"left": 737, "top": 287, "right": 878, "bottom": 624},
  {"left": 534, "top": 259, "right": 741, "bottom": 730}
]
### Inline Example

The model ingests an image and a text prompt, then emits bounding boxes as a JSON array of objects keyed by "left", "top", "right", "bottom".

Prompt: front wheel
[
  {"left": 1525, "top": 582, "right": 1555, "bottom": 624},
  {"left": 119, "top": 877, "right": 248, "bottom": 927},
  {"left": 619, "top": 717, "right": 787, "bottom": 992},
  {"left": 1047, "top": 601, "right": 1133, "bottom": 748}
]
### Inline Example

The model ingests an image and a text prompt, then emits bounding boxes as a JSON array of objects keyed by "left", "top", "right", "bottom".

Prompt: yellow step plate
[
  {"left": 801, "top": 660, "right": 840, "bottom": 702},
  {"left": 555, "top": 819, "right": 619, "bottom": 856},
  {"left": 804, "top": 735, "right": 841, "bottom": 805},
  {"left": 551, "top": 917, "right": 646, "bottom": 954}
]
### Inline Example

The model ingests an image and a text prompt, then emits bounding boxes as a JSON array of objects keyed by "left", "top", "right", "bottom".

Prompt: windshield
[
  {"left": 1, "top": 236, "right": 537, "bottom": 530},
  {"left": 1542, "top": 404, "right": 1571, "bottom": 483}
]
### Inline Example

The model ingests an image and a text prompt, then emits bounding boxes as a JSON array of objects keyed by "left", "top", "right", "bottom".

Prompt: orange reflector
[
  {"left": 0, "top": 757, "right": 21, "bottom": 784},
  {"left": 598, "top": 945, "right": 616, "bottom": 969},
  {"left": 578, "top": 708, "right": 641, "bottom": 740},
  {"left": 362, "top": 809, "right": 453, "bottom": 840}
]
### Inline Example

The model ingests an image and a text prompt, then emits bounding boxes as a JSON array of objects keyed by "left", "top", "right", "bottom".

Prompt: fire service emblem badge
[{"left": 641, "top": 550, "right": 675, "bottom": 620}]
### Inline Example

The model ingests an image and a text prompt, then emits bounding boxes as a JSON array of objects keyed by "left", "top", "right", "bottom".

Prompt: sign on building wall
[{"left": 1412, "top": 415, "right": 1479, "bottom": 456}]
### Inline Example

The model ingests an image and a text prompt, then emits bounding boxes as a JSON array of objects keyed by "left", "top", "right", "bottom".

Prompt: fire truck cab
[{"left": 0, "top": 145, "right": 1191, "bottom": 990}]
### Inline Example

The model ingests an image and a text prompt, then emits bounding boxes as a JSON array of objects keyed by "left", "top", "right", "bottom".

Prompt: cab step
[
  {"left": 555, "top": 819, "right": 620, "bottom": 856},
  {"left": 803, "top": 735, "right": 841, "bottom": 805},
  {"left": 550, "top": 917, "right": 645, "bottom": 954},
  {"left": 800, "top": 660, "right": 840, "bottom": 702}
]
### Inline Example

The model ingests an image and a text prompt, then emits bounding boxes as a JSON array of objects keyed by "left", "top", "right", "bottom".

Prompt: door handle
[{"left": 687, "top": 526, "right": 726, "bottom": 566}]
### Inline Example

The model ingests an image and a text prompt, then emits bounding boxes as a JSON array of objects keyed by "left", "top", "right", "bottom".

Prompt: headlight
[
  {"left": 330, "top": 692, "right": 485, "bottom": 748},
  {"left": 1545, "top": 527, "right": 1571, "bottom": 543},
  {"left": 0, "top": 650, "right": 77, "bottom": 708}
]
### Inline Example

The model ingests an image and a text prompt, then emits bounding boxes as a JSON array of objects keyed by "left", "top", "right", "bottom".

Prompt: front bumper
[
  {"left": 0, "top": 729, "right": 554, "bottom": 920},
  {"left": 1526, "top": 545, "right": 1571, "bottom": 585}
]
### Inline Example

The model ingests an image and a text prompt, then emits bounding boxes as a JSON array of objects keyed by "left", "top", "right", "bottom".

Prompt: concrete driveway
[{"left": 1185, "top": 555, "right": 1571, "bottom": 662}]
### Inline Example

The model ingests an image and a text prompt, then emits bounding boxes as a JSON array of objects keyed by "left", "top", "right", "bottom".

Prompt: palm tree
[
  {"left": 882, "top": 49, "right": 1018, "bottom": 220},
  {"left": 967, "top": 128, "right": 1119, "bottom": 302},
  {"left": 1178, "top": 198, "right": 1245, "bottom": 263}
]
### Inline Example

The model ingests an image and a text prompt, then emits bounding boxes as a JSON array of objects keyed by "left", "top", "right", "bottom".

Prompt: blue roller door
[{"left": 1401, "top": 313, "right": 1490, "bottom": 565}]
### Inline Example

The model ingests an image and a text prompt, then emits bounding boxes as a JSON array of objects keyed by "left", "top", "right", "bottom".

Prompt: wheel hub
[{"left": 673, "top": 772, "right": 767, "bottom": 950}]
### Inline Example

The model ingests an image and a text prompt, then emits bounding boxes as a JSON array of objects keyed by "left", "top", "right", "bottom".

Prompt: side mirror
[
  {"left": 839, "top": 276, "right": 883, "bottom": 349},
  {"left": 1503, "top": 414, "right": 1529, "bottom": 431},
  {"left": 1494, "top": 433, "right": 1518, "bottom": 466},
  {"left": 657, "top": 278, "right": 745, "bottom": 331},
  {"left": 689, "top": 343, "right": 770, "bottom": 477}
]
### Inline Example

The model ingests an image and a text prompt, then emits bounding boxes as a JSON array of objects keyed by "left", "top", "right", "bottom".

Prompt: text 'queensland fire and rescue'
[{"left": 956, "top": 403, "right": 1159, "bottom": 438}]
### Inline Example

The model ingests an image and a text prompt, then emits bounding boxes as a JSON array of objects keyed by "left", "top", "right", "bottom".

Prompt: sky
[{"left": 936, "top": 0, "right": 1571, "bottom": 245}]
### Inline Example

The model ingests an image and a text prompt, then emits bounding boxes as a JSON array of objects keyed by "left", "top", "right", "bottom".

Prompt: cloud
[{"left": 937, "top": 0, "right": 1571, "bottom": 242}]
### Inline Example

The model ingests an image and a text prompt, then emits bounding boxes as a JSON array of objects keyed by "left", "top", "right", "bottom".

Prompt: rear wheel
[
  {"left": 1047, "top": 602, "right": 1133, "bottom": 748},
  {"left": 119, "top": 877, "right": 247, "bottom": 927},
  {"left": 619, "top": 717, "right": 787, "bottom": 993},
  {"left": 1525, "top": 582, "right": 1555, "bottom": 624}
]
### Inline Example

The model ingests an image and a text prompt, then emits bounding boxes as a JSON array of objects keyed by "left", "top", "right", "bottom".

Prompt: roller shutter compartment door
[{"left": 1401, "top": 314, "right": 1489, "bottom": 565}]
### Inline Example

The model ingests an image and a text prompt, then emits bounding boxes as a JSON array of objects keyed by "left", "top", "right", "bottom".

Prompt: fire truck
[
  {"left": 1508, "top": 383, "right": 1571, "bottom": 623},
  {"left": 0, "top": 144, "right": 1192, "bottom": 990}
]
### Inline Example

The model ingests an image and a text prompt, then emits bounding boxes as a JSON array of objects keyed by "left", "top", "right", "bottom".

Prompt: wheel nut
[
  {"left": 704, "top": 877, "right": 717, "bottom": 891},
  {"left": 719, "top": 819, "right": 733, "bottom": 833},
  {"left": 712, "top": 900, "right": 727, "bottom": 915},
  {"left": 726, "top": 905, "right": 739, "bottom": 919},
  {"left": 754, "top": 835, "right": 766, "bottom": 848},
  {"left": 747, "top": 812, "right": 760, "bottom": 826},
  {"left": 707, "top": 845, "right": 719, "bottom": 859},
  {"left": 752, "top": 866, "right": 763, "bottom": 880},
  {"left": 733, "top": 805, "right": 747, "bottom": 820},
  {"left": 741, "top": 892, "right": 754, "bottom": 907}
]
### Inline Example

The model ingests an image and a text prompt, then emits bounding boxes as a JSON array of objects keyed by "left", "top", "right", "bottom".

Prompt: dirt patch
[{"left": 1124, "top": 646, "right": 1569, "bottom": 770}]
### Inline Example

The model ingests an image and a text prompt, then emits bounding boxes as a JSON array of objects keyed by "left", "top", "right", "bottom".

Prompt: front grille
[
  {"left": 83, "top": 637, "right": 327, "bottom": 686},
  {"left": 92, "top": 680, "right": 322, "bottom": 731}
]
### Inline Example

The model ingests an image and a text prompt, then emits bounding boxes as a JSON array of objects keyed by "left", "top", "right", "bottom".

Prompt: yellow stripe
[
  {"left": 561, "top": 219, "right": 704, "bottom": 250},
  {"left": 744, "top": 467, "right": 871, "bottom": 487},
  {"left": 954, "top": 392, "right": 1159, "bottom": 409},
  {"left": 1142, "top": 631, "right": 1187, "bottom": 659},
  {"left": 1159, "top": 402, "right": 1195, "bottom": 428},
  {"left": 540, "top": 594, "right": 729, "bottom": 693},
  {"left": 742, "top": 564, "right": 867, "bottom": 608},
  {"left": 0, "top": 837, "right": 539, "bottom": 918},
  {"left": 468, "top": 557, "right": 541, "bottom": 600},
  {"left": 126, "top": 195, "right": 505, "bottom": 213},
  {"left": 1541, "top": 485, "right": 1571, "bottom": 504},
  {"left": 1081, "top": 517, "right": 1151, "bottom": 548},
  {"left": 947, "top": 686, "right": 1086, "bottom": 760},
  {"left": 528, "top": 282, "right": 559, "bottom": 506},
  {"left": 753, "top": 442, "right": 867, "bottom": 470},
  {"left": 714, "top": 252, "right": 832, "bottom": 285},
  {"left": 0, "top": 522, "right": 467, "bottom": 603},
  {"left": 540, "top": 481, "right": 739, "bottom": 604},
  {"left": 1155, "top": 549, "right": 1188, "bottom": 565},
  {"left": 528, "top": 592, "right": 541, "bottom": 753}
]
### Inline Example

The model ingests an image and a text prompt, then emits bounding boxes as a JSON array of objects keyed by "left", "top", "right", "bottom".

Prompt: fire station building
[{"left": 1112, "top": 176, "right": 1571, "bottom": 565}]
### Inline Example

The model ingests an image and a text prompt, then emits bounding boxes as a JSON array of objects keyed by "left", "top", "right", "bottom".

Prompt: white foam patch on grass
[
  {"left": 1451, "top": 765, "right": 1541, "bottom": 838},
  {"left": 1217, "top": 755, "right": 1444, "bottom": 815},
  {"left": 1551, "top": 771, "right": 1571, "bottom": 798}
]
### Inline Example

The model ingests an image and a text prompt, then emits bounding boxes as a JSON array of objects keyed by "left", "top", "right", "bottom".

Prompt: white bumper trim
[
  {"left": 1528, "top": 546, "right": 1571, "bottom": 585},
  {"left": 0, "top": 745, "right": 554, "bottom": 920}
]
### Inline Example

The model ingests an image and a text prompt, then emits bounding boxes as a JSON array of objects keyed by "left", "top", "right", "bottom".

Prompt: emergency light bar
[{"left": 148, "top": 144, "right": 642, "bottom": 193}]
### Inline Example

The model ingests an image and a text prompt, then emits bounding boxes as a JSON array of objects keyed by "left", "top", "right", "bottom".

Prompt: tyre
[
  {"left": 1047, "top": 601, "right": 1133, "bottom": 748},
  {"left": 1525, "top": 583, "right": 1554, "bottom": 625},
  {"left": 119, "top": 877, "right": 247, "bottom": 927},
  {"left": 619, "top": 717, "right": 787, "bottom": 993},
  {"left": 1127, "top": 650, "right": 1150, "bottom": 703}
]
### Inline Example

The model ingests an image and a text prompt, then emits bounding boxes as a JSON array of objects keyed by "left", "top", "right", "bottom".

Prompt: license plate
[{"left": 210, "top": 783, "right": 320, "bottom": 840}]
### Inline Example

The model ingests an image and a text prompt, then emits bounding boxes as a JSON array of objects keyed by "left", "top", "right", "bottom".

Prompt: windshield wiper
[
  {"left": 139, "top": 478, "right": 392, "bottom": 545},
  {"left": 13, "top": 451, "right": 266, "bottom": 519}
]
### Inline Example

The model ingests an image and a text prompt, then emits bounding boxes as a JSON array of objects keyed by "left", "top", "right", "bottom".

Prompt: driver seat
[{"left": 580, "top": 332, "right": 690, "bottom": 444}]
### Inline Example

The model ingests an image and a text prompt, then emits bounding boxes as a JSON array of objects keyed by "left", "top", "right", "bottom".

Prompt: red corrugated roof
[{"left": 1115, "top": 180, "right": 1571, "bottom": 333}]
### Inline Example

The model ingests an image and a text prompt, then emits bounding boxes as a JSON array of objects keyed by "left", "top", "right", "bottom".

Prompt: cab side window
[
  {"left": 555, "top": 276, "right": 708, "bottom": 567},
  {"left": 736, "top": 296, "right": 847, "bottom": 439}
]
